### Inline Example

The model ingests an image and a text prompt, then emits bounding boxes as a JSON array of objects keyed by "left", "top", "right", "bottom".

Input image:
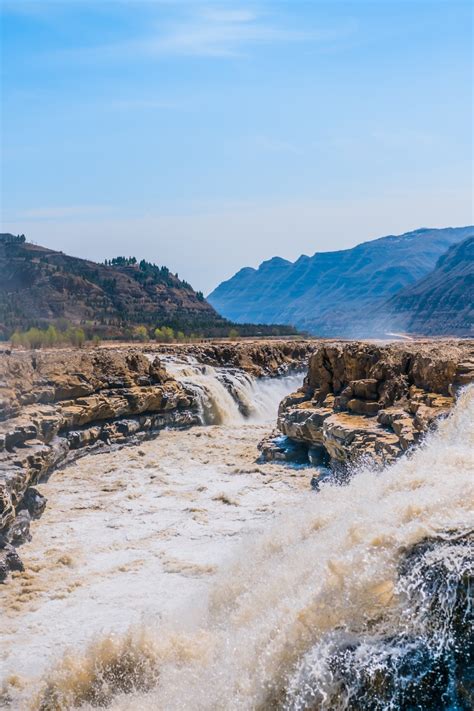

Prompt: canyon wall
[
  {"left": 3, "top": 337, "right": 471, "bottom": 582},
  {"left": 0, "top": 340, "right": 313, "bottom": 580},
  {"left": 143, "top": 340, "right": 314, "bottom": 376}
]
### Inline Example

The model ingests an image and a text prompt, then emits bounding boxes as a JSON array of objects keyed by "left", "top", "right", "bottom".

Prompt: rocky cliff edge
[{"left": 261, "top": 340, "right": 474, "bottom": 469}]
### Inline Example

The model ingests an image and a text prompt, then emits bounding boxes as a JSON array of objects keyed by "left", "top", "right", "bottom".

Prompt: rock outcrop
[{"left": 262, "top": 340, "right": 474, "bottom": 469}]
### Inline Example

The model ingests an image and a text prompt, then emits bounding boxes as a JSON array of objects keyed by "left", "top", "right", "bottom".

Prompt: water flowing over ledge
[{"left": 161, "top": 354, "right": 303, "bottom": 426}]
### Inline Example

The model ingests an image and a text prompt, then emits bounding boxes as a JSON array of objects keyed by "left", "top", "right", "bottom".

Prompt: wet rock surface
[
  {"left": 270, "top": 340, "right": 474, "bottom": 467},
  {"left": 258, "top": 432, "right": 309, "bottom": 464},
  {"left": 284, "top": 530, "right": 474, "bottom": 711}
]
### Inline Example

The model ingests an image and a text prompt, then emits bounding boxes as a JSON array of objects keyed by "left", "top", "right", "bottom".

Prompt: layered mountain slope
[
  {"left": 0, "top": 234, "right": 224, "bottom": 337},
  {"left": 208, "top": 226, "right": 473, "bottom": 336},
  {"left": 378, "top": 236, "right": 473, "bottom": 336}
]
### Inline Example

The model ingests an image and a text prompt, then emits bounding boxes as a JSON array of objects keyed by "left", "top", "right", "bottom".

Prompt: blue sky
[{"left": 1, "top": 0, "right": 472, "bottom": 292}]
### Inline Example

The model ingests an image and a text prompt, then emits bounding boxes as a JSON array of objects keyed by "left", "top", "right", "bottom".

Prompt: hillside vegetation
[{"left": 0, "top": 235, "right": 297, "bottom": 342}]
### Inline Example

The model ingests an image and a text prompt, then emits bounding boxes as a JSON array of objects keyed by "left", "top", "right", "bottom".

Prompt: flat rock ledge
[
  {"left": 0, "top": 340, "right": 314, "bottom": 581},
  {"left": 260, "top": 340, "right": 474, "bottom": 471}
]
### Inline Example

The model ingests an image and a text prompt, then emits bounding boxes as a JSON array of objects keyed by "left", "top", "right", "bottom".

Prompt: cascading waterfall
[
  {"left": 30, "top": 386, "right": 473, "bottom": 711},
  {"left": 161, "top": 356, "right": 302, "bottom": 425}
]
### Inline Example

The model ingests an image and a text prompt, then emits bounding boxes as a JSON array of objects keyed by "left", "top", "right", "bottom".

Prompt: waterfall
[
  {"left": 162, "top": 356, "right": 303, "bottom": 425},
  {"left": 30, "top": 386, "right": 474, "bottom": 711}
]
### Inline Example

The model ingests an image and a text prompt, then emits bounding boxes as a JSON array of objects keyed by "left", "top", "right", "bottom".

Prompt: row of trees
[
  {"left": 104, "top": 257, "right": 137, "bottom": 267},
  {"left": 9, "top": 324, "right": 238, "bottom": 348},
  {"left": 132, "top": 325, "right": 241, "bottom": 343},
  {"left": 7, "top": 314, "right": 300, "bottom": 348},
  {"left": 132, "top": 325, "right": 180, "bottom": 342},
  {"left": 102, "top": 256, "right": 191, "bottom": 290},
  {"left": 10, "top": 325, "right": 93, "bottom": 349},
  {"left": 0, "top": 233, "right": 26, "bottom": 244}
]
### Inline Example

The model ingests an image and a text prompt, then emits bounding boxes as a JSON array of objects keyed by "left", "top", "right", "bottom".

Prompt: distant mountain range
[
  {"left": 208, "top": 226, "right": 473, "bottom": 337},
  {"left": 379, "top": 236, "right": 473, "bottom": 336},
  {"left": 0, "top": 235, "right": 296, "bottom": 339}
]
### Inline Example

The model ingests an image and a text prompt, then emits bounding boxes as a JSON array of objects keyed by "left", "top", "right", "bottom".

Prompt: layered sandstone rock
[
  {"left": 0, "top": 348, "right": 200, "bottom": 579},
  {"left": 263, "top": 340, "right": 474, "bottom": 467}
]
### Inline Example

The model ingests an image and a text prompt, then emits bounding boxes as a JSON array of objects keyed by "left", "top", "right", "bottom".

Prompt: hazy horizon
[{"left": 2, "top": 0, "right": 473, "bottom": 292}]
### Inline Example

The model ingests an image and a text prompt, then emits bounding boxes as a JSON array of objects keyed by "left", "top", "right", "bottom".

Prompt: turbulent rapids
[{"left": 0, "top": 359, "right": 472, "bottom": 710}]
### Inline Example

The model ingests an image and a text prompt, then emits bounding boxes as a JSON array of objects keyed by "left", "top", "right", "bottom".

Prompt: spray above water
[{"left": 30, "top": 387, "right": 473, "bottom": 711}]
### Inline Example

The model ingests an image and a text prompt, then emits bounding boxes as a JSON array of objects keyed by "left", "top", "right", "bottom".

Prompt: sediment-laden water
[{"left": 1, "top": 365, "right": 472, "bottom": 710}]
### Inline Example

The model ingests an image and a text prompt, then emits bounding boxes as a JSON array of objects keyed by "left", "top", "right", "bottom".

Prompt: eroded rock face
[
  {"left": 0, "top": 543, "right": 24, "bottom": 583},
  {"left": 0, "top": 348, "right": 201, "bottom": 579},
  {"left": 274, "top": 340, "right": 474, "bottom": 466}
]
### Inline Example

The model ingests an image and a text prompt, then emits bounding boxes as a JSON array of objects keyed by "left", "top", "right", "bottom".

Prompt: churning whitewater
[{"left": 1, "top": 369, "right": 472, "bottom": 710}]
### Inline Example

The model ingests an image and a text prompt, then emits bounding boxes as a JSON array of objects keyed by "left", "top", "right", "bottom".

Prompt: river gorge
[{"left": 0, "top": 340, "right": 472, "bottom": 710}]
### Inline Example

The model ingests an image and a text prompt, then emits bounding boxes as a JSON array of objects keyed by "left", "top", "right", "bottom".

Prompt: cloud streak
[{"left": 52, "top": 5, "right": 355, "bottom": 62}]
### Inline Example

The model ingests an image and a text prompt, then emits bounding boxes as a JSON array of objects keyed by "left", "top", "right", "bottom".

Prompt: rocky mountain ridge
[
  {"left": 378, "top": 236, "right": 473, "bottom": 336},
  {"left": 0, "top": 234, "right": 225, "bottom": 339},
  {"left": 208, "top": 226, "right": 473, "bottom": 336}
]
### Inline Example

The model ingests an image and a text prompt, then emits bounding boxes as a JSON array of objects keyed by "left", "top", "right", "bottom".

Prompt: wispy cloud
[{"left": 54, "top": 6, "right": 355, "bottom": 62}]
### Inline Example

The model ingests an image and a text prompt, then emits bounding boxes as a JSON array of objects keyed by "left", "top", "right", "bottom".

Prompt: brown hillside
[{"left": 0, "top": 234, "right": 226, "bottom": 337}]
